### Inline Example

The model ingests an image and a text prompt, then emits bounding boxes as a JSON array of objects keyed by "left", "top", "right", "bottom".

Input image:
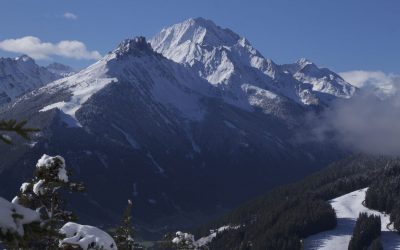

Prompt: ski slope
[{"left": 304, "top": 188, "right": 400, "bottom": 250}]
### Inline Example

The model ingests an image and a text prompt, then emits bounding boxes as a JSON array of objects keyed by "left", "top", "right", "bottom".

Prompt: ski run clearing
[{"left": 304, "top": 188, "right": 400, "bottom": 250}]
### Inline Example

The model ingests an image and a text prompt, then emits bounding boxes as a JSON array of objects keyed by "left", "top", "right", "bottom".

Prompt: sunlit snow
[{"left": 304, "top": 188, "right": 400, "bottom": 250}]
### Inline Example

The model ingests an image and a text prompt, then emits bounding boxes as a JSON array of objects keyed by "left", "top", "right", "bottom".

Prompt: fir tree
[
  {"left": 12, "top": 154, "right": 85, "bottom": 249},
  {"left": 114, "top": 199, "right": 141, "bottom": 250},
  {"left": 369, "top": 238, "right": 383, "bottom": 250},
  {"left": 348, "top": 212, "right": 381, "bottom": 250}
]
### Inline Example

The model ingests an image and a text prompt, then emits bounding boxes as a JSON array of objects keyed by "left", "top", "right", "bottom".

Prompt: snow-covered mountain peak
[
  {"left": 113, "top": 37, "right": 154, "bottom": 57},
  {"left": 295, "top": 57, "right": 316, "bottom": 71},
  {"left": 37, "top": 36, "right": 215, "bottom": 126},
  {"left": 281, "top": 59, "right": 356, "bottom": 100},
  {"left": 150, "top": 17, "right": 271, "bottom": 80},
  {"left": 15, "top": 54, "right": 35, "bottom": 64},
  {"left": 0, "top": 55, "right": 61, "bottom": 105},
  {"left": 296, "top": 58, "right": 313, "bottom": 67},
  {"left": 150, "top": 17, "right": 241, "bottom": 60},
  {"left": 151, "top": 18, "right": 359, "bottom": 107}
]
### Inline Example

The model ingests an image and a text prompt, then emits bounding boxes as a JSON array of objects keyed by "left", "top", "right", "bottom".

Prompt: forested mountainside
[{"left": 157, "top": 155, "right": 399, "bottom": 250}]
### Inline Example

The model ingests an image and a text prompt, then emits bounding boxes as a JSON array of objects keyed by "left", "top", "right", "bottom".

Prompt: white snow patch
[
  {"left": 39, "top": 59, "right": 117, "bottom": 127},
  {"left": 20, "top": 182, "right": 30, "bottom": 193},
  {"left": 11, "top": 196, "right": 20, "bottom": 204},
  {"left": 304, "top": 188, "right": 400, "bottom": 250},
  {"left": 32, "top": 180, "right": 45, "bottom": 195},
  {"left": 59, "top": 222, "right": 117, "bottom": 250},
  {"left": 36, "top": 154, "right": 68, "bottom": 182},
  {"left": 172, "top": 231, "right": 195, "bottom": 245},
  {"left": 195, "top": 225, "right": 240, "bottom": 247},
  {"left": 0, "top": 197, "right": 40, "bottom": 236},
  {"left": 172, "top": 225, "right": 240, "bottom": 248}
]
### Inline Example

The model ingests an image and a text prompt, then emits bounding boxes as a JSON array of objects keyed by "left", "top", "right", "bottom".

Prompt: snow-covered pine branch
[
  {"left": 0, "top": 196, "right": 41, "bottom": 248},
  {"left": 11, "top": 154, "right": 85, "bottom": 248},
  {"left": 0, "top": 119, "right": 39, "bottom": 144},
  {"left": 59, "top": 222, "right": 117, "bottom": 250}
]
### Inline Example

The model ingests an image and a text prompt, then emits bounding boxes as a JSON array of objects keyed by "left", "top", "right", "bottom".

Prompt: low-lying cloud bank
[
  {"left": 309, "top": 71, "right": 400, "bottom": 156},
  {"left": 0, "top": 36, "right": 101, "bottom": 60},
  {"left": 340, "top": 70, "right": 400, "bottom": 98}
]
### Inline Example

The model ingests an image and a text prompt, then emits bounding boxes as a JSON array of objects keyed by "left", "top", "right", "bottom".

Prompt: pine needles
[{"left": 0, "top": 119, "right": 39, "bottom": 144}]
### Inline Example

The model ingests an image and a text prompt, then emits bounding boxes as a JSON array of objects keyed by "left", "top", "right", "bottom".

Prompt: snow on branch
[
  {"left": 0, "top": 197, "right": 40, "bottom": 236},
  {"left": 59, "top": 222, "right": 117, "bottom": 250}
]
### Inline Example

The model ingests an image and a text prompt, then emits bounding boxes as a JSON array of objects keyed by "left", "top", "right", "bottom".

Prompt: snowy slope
[
  {"left": 304, "top": 188, "right": 400, "bottom": 250},
  {"left": 150, "top": 17, "right": 356, "bottom": 107},
  {"left": 281, "top": 58, "right": 356, "bottom": 102},
  {"left": 0, "top": 55, "right": 59, "bottom": 105},
  {"left": 37, "top": 37, "right": 212, "bottom": 127},
  {"left": 39, "top": 54, "right": 118, "bottom": 127},
  {"left": 46, "top": 62, "right": 76, "bottom": 77}
]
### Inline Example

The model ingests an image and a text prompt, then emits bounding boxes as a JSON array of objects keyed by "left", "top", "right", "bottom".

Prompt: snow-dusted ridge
[
  {"left": 0, "top": 55, "right": 60, "bottom": 105},
  {"left": 38, "top": 36, "right": 217, "bottom": 125},
  {"left": 304, "top": 188, "right": 400, "bottom": 250},
  {"left": 151, "top": 17, "right": 356, "bottom": 107},
  {"left": 46, "top": 62, "right": 76, "bottom": 77},
  {"left": 35, "top": 18, "right": 358, "bottom": 128},
  {"left": 39, "top": 54, "right": 117, "bottom": 127}
]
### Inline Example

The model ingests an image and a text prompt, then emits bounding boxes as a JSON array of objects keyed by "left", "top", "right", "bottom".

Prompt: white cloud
[
  {"left": 340, "top": 70, "right": 400, "bottom": 97},
  {"left": 0, "top": 36, "right": 102, "bottom": 60},
  {"left": 307, "top": 70, "right": 400, "bottom": 156},
  {"left": 63, "top": 12, "right": 78, "bottom": 20}
]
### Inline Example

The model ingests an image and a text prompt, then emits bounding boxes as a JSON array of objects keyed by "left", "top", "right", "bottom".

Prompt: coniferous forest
[{"left": 348, "top": 213, "right": 381, "bottom": 250}]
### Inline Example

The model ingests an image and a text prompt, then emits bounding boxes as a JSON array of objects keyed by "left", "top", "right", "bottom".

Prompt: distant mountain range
[
  {"left": 0, "top": 18, "right": 355, "bottom": 235},
  {"left": 0, "top": 55, "right": 75, "bottom": 106}
]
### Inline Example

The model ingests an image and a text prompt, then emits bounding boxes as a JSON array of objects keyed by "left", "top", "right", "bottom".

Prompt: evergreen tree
[
  {"left": 348, "top": 213, "right": 381, "bottom": 250},
  {"left": 114, "top": 199, "right": 141, "bottom": 250},
  {"left": 12, "top": 154, "right": 85, "bottom": 249},
  {"left": 369, "top": 238, "right": 383, "bottom": 250},
  {"left": 0, "top": 119, "right": 38, "bottom": 144},
  {"left": 0, "top": 197, "right": 44, "bottom": 249}
]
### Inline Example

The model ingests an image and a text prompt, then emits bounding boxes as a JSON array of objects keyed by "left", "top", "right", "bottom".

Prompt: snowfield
[{"left": 304, "top": 188, "right": 400, "bottom": 250}]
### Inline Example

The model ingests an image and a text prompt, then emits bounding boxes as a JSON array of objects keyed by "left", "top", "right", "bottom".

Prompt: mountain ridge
[
  {"left": 0, "top": 55, "right": 61, "bottom": 106},
  {"left": 0, "top": 19, "right": 350, "bottom": 235},
  {"left": 151, "top": 17, "right": 356, "bottom": 107}
]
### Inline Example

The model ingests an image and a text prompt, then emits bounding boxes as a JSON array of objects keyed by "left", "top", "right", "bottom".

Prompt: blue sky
[{"left": 0, "top": 0, "right": 398, "bottom": 73}]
